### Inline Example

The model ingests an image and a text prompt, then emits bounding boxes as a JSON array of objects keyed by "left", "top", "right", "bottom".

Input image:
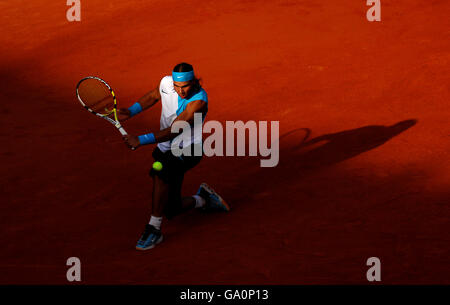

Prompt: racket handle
[
  {"left": 118, "top": 126, "right": 128, "bottom": 136},
  {"left": 118, "top": 126, "right": 136, "bottom": 150}
]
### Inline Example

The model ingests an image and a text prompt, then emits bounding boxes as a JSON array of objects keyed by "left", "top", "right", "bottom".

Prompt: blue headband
[{"left": 172, "top": 71, "right": 194, "bottom": 82}]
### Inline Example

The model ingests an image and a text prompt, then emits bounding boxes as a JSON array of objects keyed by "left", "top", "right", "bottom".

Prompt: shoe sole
[
  {"left": 200, "top": 183, "right": 231, "bottom": 212},
  {"left": 135, "top": 235, "right": 164, "bottom": 251}
]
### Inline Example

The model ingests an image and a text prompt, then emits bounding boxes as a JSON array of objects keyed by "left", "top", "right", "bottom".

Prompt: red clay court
[{"left": 0, "top": 1, "right": 449, "bottom": 284}]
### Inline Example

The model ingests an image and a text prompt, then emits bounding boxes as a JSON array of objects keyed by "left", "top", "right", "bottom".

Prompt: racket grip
[
  {"left": 118, "top": 126, "right": 135, "bottom": 150},
  {"left": 118, "top": 126, "right": 128, "bottom": 136}
]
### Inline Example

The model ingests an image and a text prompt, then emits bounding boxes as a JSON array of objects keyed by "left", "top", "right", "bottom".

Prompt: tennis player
[{"left": 118, "top": 63, "right": 230, "bottom": 251}]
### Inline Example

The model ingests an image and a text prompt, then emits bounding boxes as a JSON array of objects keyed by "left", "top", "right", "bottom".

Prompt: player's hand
[
  {"left": 123, "top": 135, "right": 140, "bottom": 150},
  {"left": 116, "top": 108, "right": 132, "bottom": 121}
]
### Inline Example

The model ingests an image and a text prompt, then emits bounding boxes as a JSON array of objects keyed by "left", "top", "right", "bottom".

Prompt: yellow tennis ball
[{"left": 152, "top": 161, "right": 163, "bottom": 171}]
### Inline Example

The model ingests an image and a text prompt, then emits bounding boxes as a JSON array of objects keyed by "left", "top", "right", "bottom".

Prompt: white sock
[
  {"left": 149, "top": 215, "right": 162, "bottom": 230},
  {"left": 193, "top": 195, "right": 206, "bottom": 208}
]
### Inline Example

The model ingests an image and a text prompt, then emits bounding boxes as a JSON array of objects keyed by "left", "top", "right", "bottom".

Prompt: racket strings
[{"left": 78, "top": 79, "right": 115, "bottom": 115}]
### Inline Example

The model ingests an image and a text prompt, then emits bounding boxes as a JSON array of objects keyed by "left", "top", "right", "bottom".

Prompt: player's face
[{"left": 173, "top": 80, "right": 193, "bottom": 99}]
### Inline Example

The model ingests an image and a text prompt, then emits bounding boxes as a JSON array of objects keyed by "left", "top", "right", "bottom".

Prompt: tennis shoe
[
  {"left": 136, "top": 224, "right": 163, "bottom": 251},
  {"left": 197, "top": 183, "right": 230, "bottom": 212}
]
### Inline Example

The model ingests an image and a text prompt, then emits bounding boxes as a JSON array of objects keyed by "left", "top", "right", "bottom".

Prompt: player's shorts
[{"left": 150, "top": 144, "right": 203, "bottom": 219}]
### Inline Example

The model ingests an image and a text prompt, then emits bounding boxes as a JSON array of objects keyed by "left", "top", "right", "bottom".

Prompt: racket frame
[{"left": 76, "top": 76, "right": 128, "bottom": 136}]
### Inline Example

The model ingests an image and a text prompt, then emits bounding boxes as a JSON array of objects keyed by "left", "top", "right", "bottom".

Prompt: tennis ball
[{"left": 152, "top": 161, "right": 163, "bottom": 171}]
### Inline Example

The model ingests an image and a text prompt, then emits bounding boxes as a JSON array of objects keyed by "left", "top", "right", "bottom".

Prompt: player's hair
[{"left": 173, "top": 62, "right": 202, "bottom": 91}]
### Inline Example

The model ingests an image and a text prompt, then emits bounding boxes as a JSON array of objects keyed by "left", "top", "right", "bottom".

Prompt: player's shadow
[
  {"left": 293, "top": 119, "right": 417, "bottom": 170},
  {"left": 218, "top": 119, "right": 418, "bottom": 206}
]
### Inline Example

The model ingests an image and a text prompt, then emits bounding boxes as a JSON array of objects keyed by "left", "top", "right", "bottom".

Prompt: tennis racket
[{"left": 76, "top": 76, "right": 135, "bottom": 150}]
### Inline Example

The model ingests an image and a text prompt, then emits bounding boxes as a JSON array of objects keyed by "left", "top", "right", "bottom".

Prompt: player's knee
[{"left": 149, "top": 166, "right": 169, "bottom": 184}]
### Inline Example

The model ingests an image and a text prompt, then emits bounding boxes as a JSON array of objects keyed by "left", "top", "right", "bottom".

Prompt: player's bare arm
[
  {"left": 137, "top": 87, "right": 162, "bottom": 110},
  {"left": 117, "top": 87, "right": 161, "bottom": 121}
]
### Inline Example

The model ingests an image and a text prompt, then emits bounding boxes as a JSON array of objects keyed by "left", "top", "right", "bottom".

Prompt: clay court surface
[{"left": 0, "top": 1, "right": 449, "bottom": 284}]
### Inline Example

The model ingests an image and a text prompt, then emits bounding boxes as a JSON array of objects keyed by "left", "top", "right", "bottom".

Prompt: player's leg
[
  {"left": 178, "top": 147, "right": 207, "bottom": 211},
  {"left": 158, "top": 146, "right": 208, "bottom": 214},
  {"left": 151, "top": 174, "right": 169, "bottom": 217},
  {"left": 181, "top": 144, "right": 230, "bottom": 211},
  {"left": 161, "top": 154, "right": 209, "bottom": 217},
  {"left": 136, "top": 148, "right": 170, "bottom": 251},
  {"left": 180, "top": 196, "right": 196, "bottom": 211},
  {"left": 174, "top": 144, "right": 230, "bottom": 212},
  {"left": 135, "top": 174, "right": 168, "bottom": 251}
]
